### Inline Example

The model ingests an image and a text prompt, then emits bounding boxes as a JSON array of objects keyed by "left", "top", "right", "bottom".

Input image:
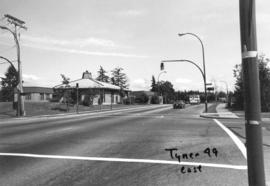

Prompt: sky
[{"left": 0, "top": 0, "right": 270, "bottom": 92}]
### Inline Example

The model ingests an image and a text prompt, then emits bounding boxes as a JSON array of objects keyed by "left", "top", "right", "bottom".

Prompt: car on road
[{"left": 173, "top": 100, "right": 185, "bottom": 109}]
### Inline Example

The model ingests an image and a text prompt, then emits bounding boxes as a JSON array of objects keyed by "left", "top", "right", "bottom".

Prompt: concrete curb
[{"left": 200, "top": 112, "right": 239, "bottom": 119}]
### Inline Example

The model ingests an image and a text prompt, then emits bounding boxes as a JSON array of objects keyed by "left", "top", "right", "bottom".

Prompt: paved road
[{"left": 0, "top": 104, "right": 248, "bottom": 186}]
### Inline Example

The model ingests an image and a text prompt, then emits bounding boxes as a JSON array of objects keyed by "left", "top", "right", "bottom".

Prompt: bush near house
[
  {"left": 151, "top": 95, "right": 159, "bottom": 104},
  {"left": 134, "top": 92, "right": 149, "bottom": 104}
]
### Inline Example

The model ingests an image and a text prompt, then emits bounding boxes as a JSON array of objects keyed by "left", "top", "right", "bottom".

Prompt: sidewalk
[{"left": 200, "top": 103, "right": 239, "bottom": 119}]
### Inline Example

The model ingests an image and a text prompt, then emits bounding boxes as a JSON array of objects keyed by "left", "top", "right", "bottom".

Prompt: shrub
[{"left": 151, "top": 95, "right": 159, "bottom": 104}]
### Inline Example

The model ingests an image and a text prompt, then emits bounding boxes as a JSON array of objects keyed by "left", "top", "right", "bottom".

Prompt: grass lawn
[{"left": 0, "top": 102, "right": 135, "bottom": 118}]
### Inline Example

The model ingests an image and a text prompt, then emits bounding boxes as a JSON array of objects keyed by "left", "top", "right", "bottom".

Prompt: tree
[
  {"left": 111, "top": 67, "right": 129, "bottom": 88},
  {"left": 258, "top": 55, "right": 270, "bottom": 111},
  {"left": 150, "top": 75, "right": 157, "bottom": 92},
  {"left": 0, "top": 65, "right": 18, "bottom": 101},
  {"left": 96, "top": 66, "right": 109, "bottom": 83},
  {"left": 60, "top": 74, "right": 73, "bottom": 111},
  {"left": 233, "top": 54, "right": 270, "bottom": 111},
  {"left": 233, "top": 64, "right": 244, "bottom": 109},
  {"left": 60, "top": 74, "right": 70, "bottom": 86},
  {"left": 159, "top": 81, "right": 175, "bottom": 103},
  {"left": 81, "top": 89, "right": 99, "bottom": 106}
]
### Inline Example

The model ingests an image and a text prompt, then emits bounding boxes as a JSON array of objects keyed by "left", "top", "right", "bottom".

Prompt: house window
[
  {"left": 25, "top": 94, "right": 31, "bottom": 100},
  {"left": 40, "top": 93, "right": 44, "bottom": 100}
]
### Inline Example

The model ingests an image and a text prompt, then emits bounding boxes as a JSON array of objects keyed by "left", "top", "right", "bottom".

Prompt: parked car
[{"left": 173, "top": 100, "right": 185, "bottom": 109}]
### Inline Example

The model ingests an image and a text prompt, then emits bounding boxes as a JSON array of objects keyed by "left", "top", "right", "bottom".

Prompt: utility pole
[
  {"left": 0, "top": 14, "right": 27, "bottom": 116},
  {"left": 239, "top": 0, "right": 265, "bottom": 185}
]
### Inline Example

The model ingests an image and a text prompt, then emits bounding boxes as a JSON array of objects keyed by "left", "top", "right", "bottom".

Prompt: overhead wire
[{"left": 0, "top": 59, "right": 17, "bottom": 65}]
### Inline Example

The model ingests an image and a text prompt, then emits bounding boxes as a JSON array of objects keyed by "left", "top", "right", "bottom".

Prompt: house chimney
[{"left": 82, "top": 70, "right": 92, "bottom": 79}]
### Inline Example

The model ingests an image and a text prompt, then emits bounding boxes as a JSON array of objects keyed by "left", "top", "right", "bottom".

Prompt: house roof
[
  {"left": 54, "top": 78, "right": 129, "bottom": 91},
  {"left": 17, "top": 86, "right": 54, "bottom": 94}
]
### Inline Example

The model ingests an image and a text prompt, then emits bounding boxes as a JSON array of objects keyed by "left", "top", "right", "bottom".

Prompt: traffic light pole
[
  {"left": 161, "top": 59, "right": 207, "bottom": 112},
  {"left": 178, "top": 33, "right": 208, "bottom": 112},
  {"left": 239, "top": 0, "right": 265, "bottom": 185}
]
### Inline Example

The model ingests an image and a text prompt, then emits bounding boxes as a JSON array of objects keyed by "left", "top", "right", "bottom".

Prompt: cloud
[
  {"left": 22, "top": 35, "right": 116, "bottom": 48},
  {"left": 22, "top": 74, "right": 40, "bottom": 81},
  {"left": 117, "top": 10, "right": 144, "bottom": 17},
  {"left": 22, "top": 74, "right": 59, "bottom": 87},
  {"left": 175, "top": 78, "right": 192, "bottom": 84},
  {"left": 130, "top": 78, "right": 150, "bottom": 91},
  {"left": 22, "top": 42, "right": 148, "bottom": 58},
  {"left": 20, "top": 35, "right": 147, "bottom": 58}
]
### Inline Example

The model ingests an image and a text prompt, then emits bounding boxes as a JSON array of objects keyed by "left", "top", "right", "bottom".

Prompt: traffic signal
[
  {"left": 160, "top": 62, "right": 164, "bottom": 70},
  {"left": 207, "top": 87, "right": 214, "bottom": 91}
]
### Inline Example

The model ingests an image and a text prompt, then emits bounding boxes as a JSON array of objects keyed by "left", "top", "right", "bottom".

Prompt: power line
[{"left": 0, "top": 59, "right": 17, "bottom": 65}]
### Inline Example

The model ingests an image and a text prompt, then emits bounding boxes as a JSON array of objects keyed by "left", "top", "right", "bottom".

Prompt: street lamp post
[
  {"left": 178, "top": 33, "right": 208, "bottom": 112},
  {"left": 161, "top": 59, "right": 207, "bottom": 111},
  {"left": 157, "top": 71, "right": 166, "bottom": 104}
]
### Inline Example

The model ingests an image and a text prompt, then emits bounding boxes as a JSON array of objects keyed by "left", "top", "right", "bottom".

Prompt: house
[
  {"left": 53, "top": 71, "right": 130, "bottom": 105},
  {"left": 14, "top": 86, "right": 54, "bottom": 102}
]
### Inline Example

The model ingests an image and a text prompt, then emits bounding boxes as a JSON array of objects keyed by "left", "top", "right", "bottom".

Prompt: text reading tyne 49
[{"left": 165, "top": 147, "right": 218, "bottom": 174}]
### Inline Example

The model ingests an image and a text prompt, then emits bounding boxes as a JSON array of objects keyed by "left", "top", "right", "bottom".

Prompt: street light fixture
[
  {"left": 178, "top": 32, "right": 208, "bottom": 112},
  {"left": 158, "top": 71, "right": 167, "bottom": 84}
]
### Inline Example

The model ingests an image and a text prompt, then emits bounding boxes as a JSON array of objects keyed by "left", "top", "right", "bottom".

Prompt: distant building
[
  {"left": 54, "top": 71, "right": 130, "bottom": 105},
  {"left": 15, "top": 86, "right": 54, "bottom": 102}
]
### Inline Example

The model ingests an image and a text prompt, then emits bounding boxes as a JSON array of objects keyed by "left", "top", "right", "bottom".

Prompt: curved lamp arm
[{"left": 161, "top": 59, "right": 205, "bottom": 82}]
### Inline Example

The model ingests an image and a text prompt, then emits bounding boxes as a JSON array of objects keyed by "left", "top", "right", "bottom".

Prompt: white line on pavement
[
  {"left": 0, "top": 152, "right": 247, "bottom": 170},
  {"left": 213, "top": 119, "right": 247, "bottom": 159}
]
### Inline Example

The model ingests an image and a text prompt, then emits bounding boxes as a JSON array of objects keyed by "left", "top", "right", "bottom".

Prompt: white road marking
[
  {"left": 213, "top": 119, "right": 247, "bottom": 159},
  {"left": 0, "top": 152, "right": 247, "bottom": 170}
]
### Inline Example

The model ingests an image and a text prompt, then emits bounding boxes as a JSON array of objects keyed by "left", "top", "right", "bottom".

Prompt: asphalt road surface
[{"left": 0, "top": 104, "right": 248, "bottom": 186}]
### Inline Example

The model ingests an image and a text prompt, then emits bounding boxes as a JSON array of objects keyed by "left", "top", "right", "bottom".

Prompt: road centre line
[
  {"left": 213, "top": 119, "right": 247, "bottom": 159},
  {"left": 0, "top": 152, "right": 247, "bottom": 170}
]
